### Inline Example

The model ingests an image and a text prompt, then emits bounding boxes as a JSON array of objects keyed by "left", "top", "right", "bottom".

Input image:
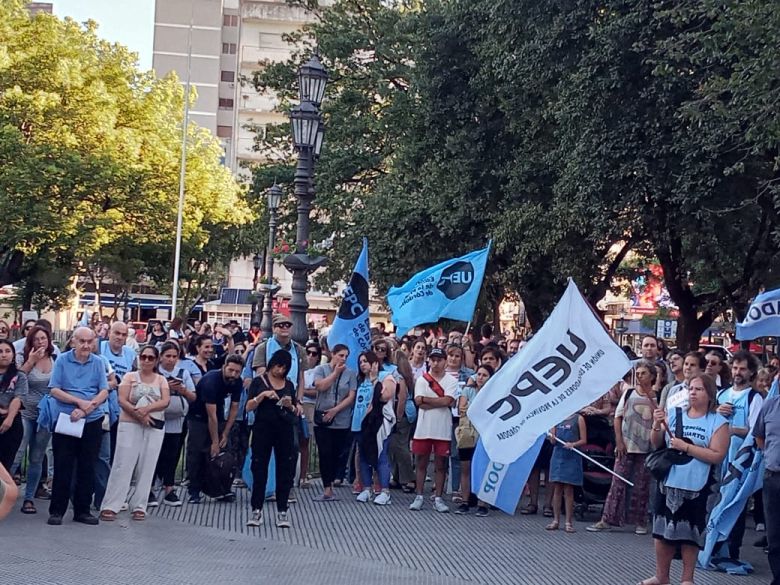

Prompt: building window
[
  {"left": 219, "top": 98, "right": 234, "bottom": 109},
  {"left": 217, "top": 125, "right": 232, "bottom": 138},
  {"left": 220, "top": 70, "right": 235, "bottom": 83},
  {"left": 222, "top": 42, "right": 237, "bottom": 55},
  {"left": 223, "top": 14, "right": 238, "bottom": 27}
]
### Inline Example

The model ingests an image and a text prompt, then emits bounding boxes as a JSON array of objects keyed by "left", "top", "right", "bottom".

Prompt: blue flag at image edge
[
  {"left": 387, "top": 242, "right": 491, "bottom": 337},
  {"left": 326, "top": 238, "right": 371, "bottom": 371},
  {"left": 736, "top": 287, "right": 780, "bottom": 340},
  {"left": 470, "top": 435, "right": 545, "bottom": 515},
  {"left": 698, "top": 377, "right": 778, "bottom": 570}
]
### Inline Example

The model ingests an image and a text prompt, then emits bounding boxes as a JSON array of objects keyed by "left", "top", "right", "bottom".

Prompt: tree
[{"left": 0, "top": 3, "right": 250, "bottom": 311}]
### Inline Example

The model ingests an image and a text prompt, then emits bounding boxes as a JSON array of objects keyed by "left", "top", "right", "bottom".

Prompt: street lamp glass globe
[
  {"left": 253, "top": 253, "right": 263, "bottom": 271},
  {"left": 298, "top": 53, "right": 328, "bottom": 106},
  {"left": 268, "top": 183, "right": 282, "bottom": 211},
  {"left": 290, "top": 101, "right": 320, "bottom": 150},
  {"left": 313, "top": 124, "right": 324, "bottom": 159}
]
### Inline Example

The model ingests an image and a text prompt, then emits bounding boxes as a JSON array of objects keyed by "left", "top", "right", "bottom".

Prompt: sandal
[
  {"left": 635, "top": 578, "right": 669, "bottom": 585},
  {"left": 542, "top": 505, "right": 554, "bottom": 517},
  {"left": 519, "top": 504, "right": 538, "bottom": 515},
  {"left": 99, "top": 510, "right": 117, "bottom": 521},
  {"left": 298, "top": 479, "right": 312, "bottom": 489},
  {"left": 402, "top": 483, "right": 416, "bottom": 494},
  {"left": 564, "top": 522, "right": 576, "bottom": 533},
  {"left": 131, "top": 510, "right": 145, "bottom": 521},
  {"left": 545, "top": 521, "right": 559, "bottom": 530},
  {"left": 21, "top": 500, "right": 36, "bottom": 514}
]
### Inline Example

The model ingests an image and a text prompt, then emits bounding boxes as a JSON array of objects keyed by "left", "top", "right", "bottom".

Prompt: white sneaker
[
  {"left": 756, "top": 523, "right": 765, "bottom": 532},
  {"left": 120, "top": 503, "right": 129, "bottom": 512},
  {"left": 356, "top": 489, "right": 371, "bottom": 503},
  {"left": 276, "top": 511, "right": 291, "bottom": 528},
  {"left": 246, "top": 509, "right": 263, "bottom": 526},
  {"left": 374, "top": 491, "right": 391, "bottom": 506},
  {"left": 434, "top": 497, "right": 450, "bottom": 513},
  {"left": 409, "top": 495, "right": 424, "bottom": 511}
]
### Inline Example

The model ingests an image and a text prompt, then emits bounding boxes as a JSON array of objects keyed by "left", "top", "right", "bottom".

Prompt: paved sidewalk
[{"left": 1, "top": 483, "right": 771, "bottom": 585}]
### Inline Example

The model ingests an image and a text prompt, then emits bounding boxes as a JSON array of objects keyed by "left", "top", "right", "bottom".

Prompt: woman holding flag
[{"left": 642, "top": 374, "right": 728, "bottom": 585}]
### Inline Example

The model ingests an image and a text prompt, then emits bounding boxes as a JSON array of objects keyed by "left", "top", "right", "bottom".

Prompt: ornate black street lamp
[
  {"left": 284, "top": 53, "right": 328, "bottom": 344},
  {"left": 259, "top": 183, "right": 282, "bottom": 338}
]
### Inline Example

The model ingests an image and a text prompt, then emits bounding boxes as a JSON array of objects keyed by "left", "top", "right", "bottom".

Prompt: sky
[{"left": 53, "top": 0, "right": 155, "bottom": 70}]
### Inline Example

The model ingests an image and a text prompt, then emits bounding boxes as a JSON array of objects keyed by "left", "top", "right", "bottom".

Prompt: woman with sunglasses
[
  {"left": 100, "top": 346, "right": 170, "bottom": 522},
  {"left": 0, "top": 320, "right": 10, "bottom": 341},
  {"left": 372, "top": 338, "right": 397, "bottom": 375},
  {"left": 0, "top": 340, "right": 27, "bottom": 472},
  {"left": 15, "top": 326, "right": 56, "bottom": 514}
]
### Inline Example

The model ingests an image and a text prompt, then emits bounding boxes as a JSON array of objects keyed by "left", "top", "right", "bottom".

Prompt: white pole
[
  {"left": 171, "top": 3, "right": 194, "bottom": 319},
  {"left": 548, "top": 433, "right": 635, "bottom": 487}
]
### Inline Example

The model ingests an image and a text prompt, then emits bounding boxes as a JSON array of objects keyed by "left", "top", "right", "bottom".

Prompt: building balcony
[{"left": 240, "top": 45, "right": 293, "bottom": 66}]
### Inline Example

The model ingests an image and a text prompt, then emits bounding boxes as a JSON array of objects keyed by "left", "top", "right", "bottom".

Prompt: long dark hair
[
  {"left": 23, "top": 325, "right": 56, "bottom": 363},
  {"left": 0, "top": 340, "right": 20, "bottom": 392},
  {"left": 357, "top": 351, "right": 380, "bottom": 385}
]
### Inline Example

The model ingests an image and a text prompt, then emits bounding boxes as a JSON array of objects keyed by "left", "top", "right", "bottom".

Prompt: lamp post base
[{"left": 283, "top": 253, "right": 327, "bottom": 346}]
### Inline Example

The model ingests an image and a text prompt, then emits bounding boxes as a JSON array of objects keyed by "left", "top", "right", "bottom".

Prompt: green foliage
[
  {"left": 0, "top": 3, "right": 251, "bottom": 311},
  {"left": 250, "top": 0, "right": 778, "bottom": 344}
]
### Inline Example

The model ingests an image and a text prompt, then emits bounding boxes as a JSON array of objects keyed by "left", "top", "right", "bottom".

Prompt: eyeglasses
[
  {"left": 139, "top": 354, "right": 157, "bottom": 362},
  {"left": 373, "top": 346, "right": 387, "bottom": 353},
  {"left": 307, "top": 351, "right": 320, "bottom": 357},
  {"left": 275, "top": 323, "right": 292, "bottom": 329}
]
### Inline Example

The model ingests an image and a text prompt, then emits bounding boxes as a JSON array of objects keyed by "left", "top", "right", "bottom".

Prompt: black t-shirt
[
  {"left": 247, "top": 375, "right": 297, "bottom": 426},
  {"left": 187, "top": 369, "right": 242, "bottom": 423}
]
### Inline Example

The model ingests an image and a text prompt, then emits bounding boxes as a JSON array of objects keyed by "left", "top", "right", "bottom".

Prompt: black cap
[{"left": 428, "top": 348, "right": 446, "bottom": 360}]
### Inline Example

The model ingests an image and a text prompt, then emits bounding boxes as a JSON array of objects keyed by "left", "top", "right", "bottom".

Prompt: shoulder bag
[
  {"left": 644, "top": 406, "right": 693, "bottom": 481},
  {"left": 314, "top": 371, "right": 342, "bottom": 427}
]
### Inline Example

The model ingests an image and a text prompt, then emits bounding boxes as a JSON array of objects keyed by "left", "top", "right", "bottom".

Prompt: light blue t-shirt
[
  {"left": 48, "top": 350, "right": 110, "bottom": 423},
  {"left": 351, "top": 371, "right": 389, "bottom": 432}
]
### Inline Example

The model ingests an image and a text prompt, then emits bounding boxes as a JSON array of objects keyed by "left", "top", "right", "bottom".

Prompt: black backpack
[{"left": 201, "top": 450, "right": 236, "bottom": 498}]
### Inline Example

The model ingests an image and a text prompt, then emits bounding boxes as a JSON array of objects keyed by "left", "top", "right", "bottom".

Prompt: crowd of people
[{"left": 0, "top": 317, "right": 777, "bottom": 585}]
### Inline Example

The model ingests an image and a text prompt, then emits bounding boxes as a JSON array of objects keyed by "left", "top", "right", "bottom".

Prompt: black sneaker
[
  {"left": 454, "top": 503, "right": 470, "bottom": 515},
  {"left": 475, "top": 507, "right": 489, "bottom": 517},
  {"left": 47, "top": 514, "right": 63, "bottom": 526},
  {"left": 147, "top": 492, "right": 159, "bottom": 508},
  {"left": 188, "top": 494, "right": 201, "bottom": 504},
  {"left": 73, "top": 513, "right": 99, "bottom": 525},
  {"left": 217, "top": 492, "right": 236, "bottom": 503},
  {"left": 163, "top": 491, "right": 182, "bottom": 507}
]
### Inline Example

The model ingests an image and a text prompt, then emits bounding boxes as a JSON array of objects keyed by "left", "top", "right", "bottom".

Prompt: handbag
[
  {"left": 455, "top": 418, "right": 478, "bottom": 449},
  {"left": 314, "top": 371, "right": 342, "bottom": 427},
  {"left": 645, "top": 407, "right": 693, "bottom": 481}
]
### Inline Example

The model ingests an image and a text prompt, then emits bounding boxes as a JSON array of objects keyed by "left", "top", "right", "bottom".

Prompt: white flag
[{"left": 468, "top": 280, "right": 631, "bottom": 464}]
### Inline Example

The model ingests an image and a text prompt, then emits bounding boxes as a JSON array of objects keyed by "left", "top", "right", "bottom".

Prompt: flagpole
[
  {"left": 548, "top": 433, "right": 634, "bottom": 487},
  {"left": 170, "top": 1, "right": 194, "bottom": 320}
]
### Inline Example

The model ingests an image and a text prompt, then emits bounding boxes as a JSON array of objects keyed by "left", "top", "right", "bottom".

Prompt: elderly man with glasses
[{"left": 46, "top": 327, "right": 110, "bottom": 526}]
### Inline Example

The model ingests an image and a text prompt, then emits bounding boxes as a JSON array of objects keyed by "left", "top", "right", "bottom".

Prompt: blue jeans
[
  {"left": 359, "top": 437, "right": 391, "bottom": 488},
  {"left": 92, "top": 431, "right": 111, "bottom": 509},
  {"left": 22, "top": 418, "right": 51, "bottom": 501},
  {"left": 11, "top": 419, "right": 32, "bottom": 475}
]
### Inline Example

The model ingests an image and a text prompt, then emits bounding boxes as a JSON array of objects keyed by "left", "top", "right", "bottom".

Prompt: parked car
[{"left": 129, "top": 321, "right": 148, "bottom": 343}]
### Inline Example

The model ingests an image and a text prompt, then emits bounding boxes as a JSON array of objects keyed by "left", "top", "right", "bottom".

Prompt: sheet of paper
[{"left": 54, "top": 412, "right": 85, "bottom": 438}]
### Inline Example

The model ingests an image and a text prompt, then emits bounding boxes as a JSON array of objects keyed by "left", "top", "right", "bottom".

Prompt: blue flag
[
  {"left": 736, "top": 287, "right": 780, "bottom": 340},
  {"left": 327, "top": 238, "right": 371, "bottom": 371},
  {"left": 470, "top": 435, "right": 545, "bottom": 515},
  {"left": 387, "top": 242, "right": 491, "bottom": 336},
  {"left": 698, "top": 377, "right": 778, "bottom": 568}
]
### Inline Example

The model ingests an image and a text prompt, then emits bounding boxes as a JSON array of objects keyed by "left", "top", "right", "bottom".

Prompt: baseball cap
[{"left": 428, "top": 348, "right": 446, "bottom": 360}]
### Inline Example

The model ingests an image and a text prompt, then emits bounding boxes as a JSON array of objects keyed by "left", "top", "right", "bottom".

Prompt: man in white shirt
[{"left": 409, "top": 348, "right": 457, "bottom": 513}]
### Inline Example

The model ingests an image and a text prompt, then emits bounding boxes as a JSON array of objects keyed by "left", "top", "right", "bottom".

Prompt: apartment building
[{"left": 152, "top": 0, "right": 240, "bottom": 165}]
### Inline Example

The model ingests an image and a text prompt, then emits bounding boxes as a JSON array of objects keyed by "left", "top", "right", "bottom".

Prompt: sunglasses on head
[{"left": 139, "top": 354, "right": 156, "bottom": 362}]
